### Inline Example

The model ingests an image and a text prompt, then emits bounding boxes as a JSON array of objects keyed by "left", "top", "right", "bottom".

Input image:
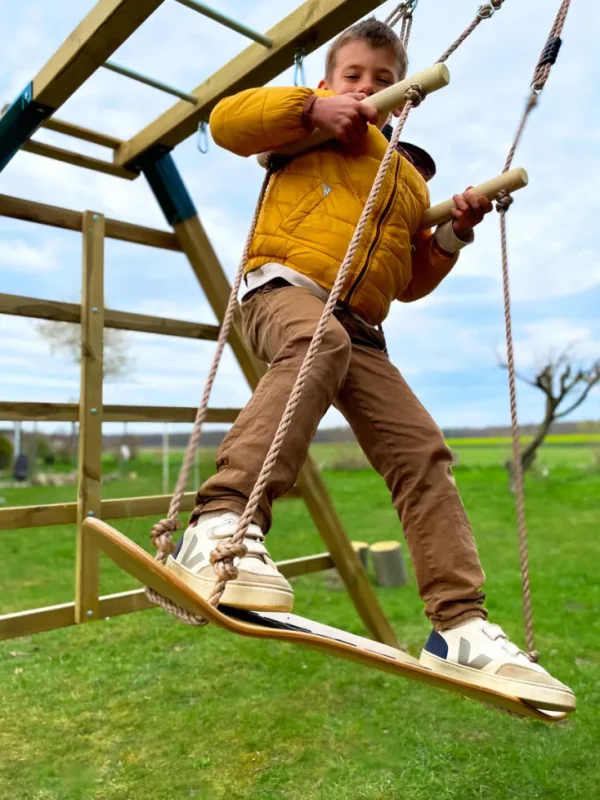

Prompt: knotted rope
[
  {"left": 385, "top": 1, "right": 417, "bottom": 48},
  {"left": 496, "top": 0, "right": 572, "bottom": 662}
]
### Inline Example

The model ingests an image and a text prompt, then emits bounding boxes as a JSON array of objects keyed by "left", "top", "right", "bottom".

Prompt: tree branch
[
  {"left": 555, "top": 378, "right": 600, "bottom": 419},
  {"left": 498, "top": 362, "right": 540, "bottom": 388}
]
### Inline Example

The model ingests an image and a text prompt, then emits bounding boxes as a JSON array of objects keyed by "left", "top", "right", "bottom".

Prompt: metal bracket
[
  {"left": 0, "top": 83, "right": 54, "bottom": 173},
  {"left": 137, "top": 147, "right": 197, "bottom": 226}
]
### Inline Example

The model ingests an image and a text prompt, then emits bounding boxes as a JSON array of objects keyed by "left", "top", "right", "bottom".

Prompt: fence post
[{"left": 75, "top": 211, "right": 104, "bottom": 623}]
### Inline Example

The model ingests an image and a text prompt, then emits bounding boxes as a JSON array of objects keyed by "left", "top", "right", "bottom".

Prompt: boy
[{"left": 167, "top": 19, "right": 573, "bottom": 710}]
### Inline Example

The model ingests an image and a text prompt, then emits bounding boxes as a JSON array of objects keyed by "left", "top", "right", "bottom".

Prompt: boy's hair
[{"left": 325, "top": 18, "right": 408, "bottom": 81}]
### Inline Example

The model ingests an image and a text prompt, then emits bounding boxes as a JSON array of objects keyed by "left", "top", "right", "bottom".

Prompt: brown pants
[{"left": 194, "top": 282, "right": 487, "bottom": 630}]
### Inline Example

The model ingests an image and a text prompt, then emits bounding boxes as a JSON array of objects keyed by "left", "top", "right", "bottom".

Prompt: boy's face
[{"left": 319, "top": 40, "right": 399, "bottom": 128}]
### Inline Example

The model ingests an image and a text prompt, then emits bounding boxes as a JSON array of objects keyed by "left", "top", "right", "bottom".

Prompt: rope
[
  {"left": 436, "top": 1, "right": 505, "bottom": 64},
  {"left": 145, "top": 167, "right": 273, "bottom": 625},
  {"left": 385, "top": 1, "right": 416, "bottom": 48},
  {"left": 205, "top": 87, "right": 425, "bottom": 610},
  {"left": 496, "top": 0, "right": 572, "bottom": 661}
]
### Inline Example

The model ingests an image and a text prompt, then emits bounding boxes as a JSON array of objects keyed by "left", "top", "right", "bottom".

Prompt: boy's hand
[
  {"left": 451, "top": 187, "right": 493, "bottom": 238},
  {"left": 309, "top": 94, "right": 379, "bottom": 144}
]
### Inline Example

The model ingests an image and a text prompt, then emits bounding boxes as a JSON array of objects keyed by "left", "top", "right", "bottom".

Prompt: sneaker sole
[
  {"left": 420, "top": 650, "right": 576, "bottom": 712},
  {"left": 165, "top": 557, "right": 294, "bottom": 613}
]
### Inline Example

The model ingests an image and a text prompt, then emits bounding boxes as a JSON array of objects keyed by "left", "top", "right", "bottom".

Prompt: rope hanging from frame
[
  {"left": 385, "top": 0, "right": 418, "bottom": 48},
  {"left": 494, "top": 0, "right": 572, "bottom": 662}
]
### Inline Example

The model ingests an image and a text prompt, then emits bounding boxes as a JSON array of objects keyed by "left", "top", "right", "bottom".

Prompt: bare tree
[
  {"left": 501, "top": 348, "right": 600, "bottom": 475},
  {"left": 35, "top": 320, "right": 131, "bottom": 380}
]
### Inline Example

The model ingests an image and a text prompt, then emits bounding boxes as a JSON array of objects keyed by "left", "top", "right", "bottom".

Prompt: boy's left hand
[{"left": 451, "top": 187, "right": 493, "bottom": 238}]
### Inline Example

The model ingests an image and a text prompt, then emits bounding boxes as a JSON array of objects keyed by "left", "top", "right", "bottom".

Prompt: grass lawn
[{"left": 0, "top": 444, "right": 599, "bottom": 799}]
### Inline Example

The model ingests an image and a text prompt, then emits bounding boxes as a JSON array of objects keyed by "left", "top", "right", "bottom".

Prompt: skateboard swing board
[{"left": 85, "top": 518, "right": 571, "bottom": 723}]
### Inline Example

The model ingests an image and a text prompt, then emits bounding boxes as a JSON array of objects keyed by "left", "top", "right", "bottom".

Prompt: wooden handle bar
[
  {"left": 257, "top": 63, "right": 450, "bottom": 166},
  {"left": 420, "top": 168, "right": 529, "bottom": 229}
]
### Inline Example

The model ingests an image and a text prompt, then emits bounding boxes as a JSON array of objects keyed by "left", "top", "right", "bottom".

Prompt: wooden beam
[
  {"left": 0, "top": 589, "right": 153, "bottom": 641},
  {"left": 0, "top": 402, "right": 239, "bottom": 424},
  {"left": 0, "top": 549, "right": 328, "bottom": 641},
  {"left": 295, "top": 457, "right": 398, "bottom": 646},
  {"left": 173, "top": 214, "right": 398, "bottom": 648},
  {"left": 43, "top": 117, "right": 123, "bottom": 149},
  {"left": 32, "top": 0, "right": 166, "bottom": 110},
  {"left": 277, "top": 553, "right": 334, "bottom": 578},
  {"left": 23, "top": 140, "right": 138, "bottom": 180},
  {"left": 116, "top": 0, "right": 386, "bottom": 166},
  {"left": 0, "top": 104, "right": 122, "bottom": 149},
  {"left": 0, "top": 194, "right": 180, "bottom": 251},
  {"left": 0, "top": 488, "right": 301, "bottom": 531},
  {"left": 0, "top": 501, "right": 79, "bottom": 530},
  {"left": 76, "top": 211, "right": 105, "bottom": 623},
  {"left": 0, "top": 293, "right": 220, "bottom": 341},
  {"left": 175, "top": 217, "right": 267, "bottom": 382},
  {"left": 102, "top": 406, "right": 240, "bottom": 424}
]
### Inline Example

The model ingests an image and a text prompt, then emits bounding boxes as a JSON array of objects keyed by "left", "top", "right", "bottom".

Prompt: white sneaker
[
  {"left": 166, "top": 512, "right": 294, "bottom": 612},
  {"left": 420, "top": 618, "right": 575, "bottom": 712}
]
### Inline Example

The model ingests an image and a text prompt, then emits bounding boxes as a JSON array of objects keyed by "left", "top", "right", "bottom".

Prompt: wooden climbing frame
[
  {"left": 0, "top": 0, "right": 577, "bottom": 723},
  {"left": 0, "top": 0, "right": 398, "bottom": 646}
]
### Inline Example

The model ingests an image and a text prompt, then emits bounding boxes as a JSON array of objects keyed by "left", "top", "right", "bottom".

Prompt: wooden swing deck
[{"left": 85, "top": 517, "right": 571, "bottom": 723}]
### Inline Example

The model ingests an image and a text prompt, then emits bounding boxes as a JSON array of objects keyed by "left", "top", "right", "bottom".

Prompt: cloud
[
  {"left": 0, "top": 238, "right": 64, "bottom": 273},
  {"left": 0, "top": 0, "right": 598, "bottom": 432},
  {"left": 510, "top": 318, "right": 600, "bottom": 370}
]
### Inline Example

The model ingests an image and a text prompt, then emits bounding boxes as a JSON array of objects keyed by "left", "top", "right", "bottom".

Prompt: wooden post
[
  {"left": 75, "top": 211, "right": 105, "bottom": 623},
  {"left": 162, "top": 422, "right": 170, "bottom": 494},
  {"left": 371, "top": 541, "right": 407, "bottom": 588}
]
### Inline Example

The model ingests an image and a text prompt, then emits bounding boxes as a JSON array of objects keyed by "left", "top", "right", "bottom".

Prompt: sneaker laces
[
  {"left": 211, "top": 525, "right": 268, "bottom": 563},
  {"left": 482, "top": 622, "right": 526, "bottom": 659}
]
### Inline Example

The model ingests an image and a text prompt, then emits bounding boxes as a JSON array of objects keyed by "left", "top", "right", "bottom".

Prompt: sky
[{"left": 0, "top": 0, "right": 598, "bottom": 441}]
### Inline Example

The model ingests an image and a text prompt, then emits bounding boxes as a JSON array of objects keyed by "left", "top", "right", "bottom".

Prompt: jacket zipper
[{"left": 344, "top": 155, "right": 400, "bottom": 306}]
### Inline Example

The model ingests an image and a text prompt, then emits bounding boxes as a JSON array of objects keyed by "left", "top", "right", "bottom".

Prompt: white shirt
[{"left": 241, "top": 221, "right": 471, "bottom": 309}]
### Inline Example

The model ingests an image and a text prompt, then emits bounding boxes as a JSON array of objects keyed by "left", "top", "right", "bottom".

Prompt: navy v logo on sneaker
[{"left": 458, "top": 637, "right": 493, "bottom": 670}]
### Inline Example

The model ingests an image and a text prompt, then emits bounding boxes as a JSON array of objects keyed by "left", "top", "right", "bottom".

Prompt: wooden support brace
[
  {"left": 42, "top": 118, "right": 123, "bottom": 149},
  {"left": 116, "top": 0, "right": 388, "bottom": 166},
  {"left": 0, "top": 402, "right": 239, "bottom": 424},
  {"left": 22, "top": 140, "right": 138, "bottom": 180},
  {"left": 0, "top": 551, "right": 332, "bottom": 642},
  {"left": 0, "top": 103, "right": 122, "bottom": 149},
  {"left": 0, "top": 193, "right": 180, "bottom": 251},
  {"left": 0, "top": 488, "right": 301, "bottom": 531},
  {"left": 75, "top": 211, "right": 104, "bottom": 623},
  {"left": 0, "top": 292, "right": 219, "bottom": 341},
  {"left": 32, "top": 0, "right": 167, "bottom": 109}
]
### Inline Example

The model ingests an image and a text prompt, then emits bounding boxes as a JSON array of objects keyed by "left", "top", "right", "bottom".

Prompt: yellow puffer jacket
[{"left": 210, "top": 87, "right": 457, "bottom": 326}]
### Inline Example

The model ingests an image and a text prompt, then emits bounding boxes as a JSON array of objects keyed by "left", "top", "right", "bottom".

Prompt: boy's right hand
[{"left": 308, "top": 94, "right": 379, "bottom": 144}]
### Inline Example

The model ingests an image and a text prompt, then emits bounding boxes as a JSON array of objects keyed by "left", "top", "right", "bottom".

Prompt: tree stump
[
  {"left": 326, "top": 540, "right": 370, "bottom": 590},
  {"left": 371, "top": 541, "right": 407, "bottom": 587},
  {"left": 352, "top": 540, "right": 369, "bottom": 570}
]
